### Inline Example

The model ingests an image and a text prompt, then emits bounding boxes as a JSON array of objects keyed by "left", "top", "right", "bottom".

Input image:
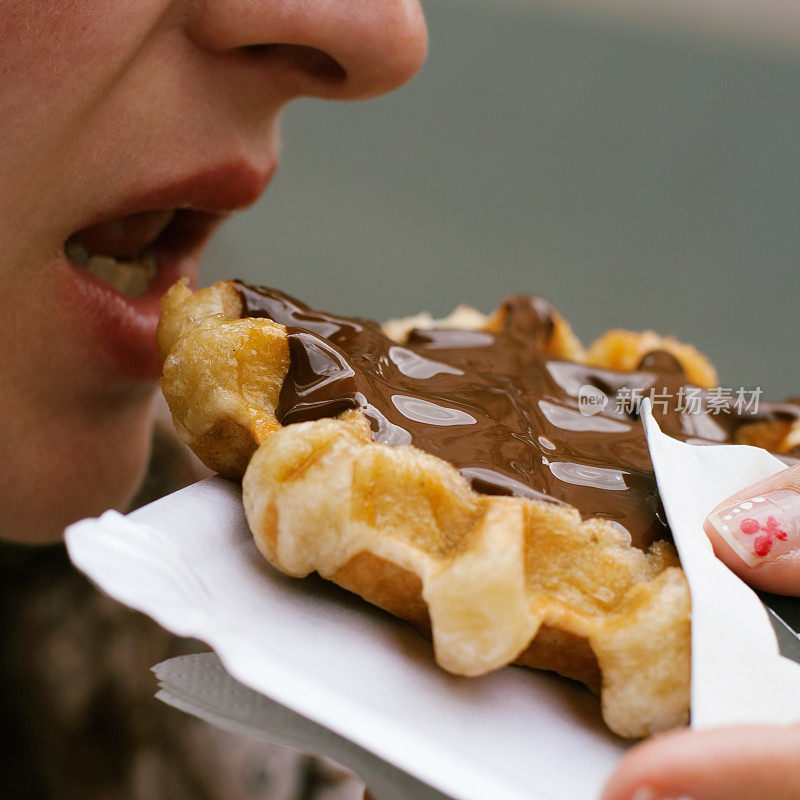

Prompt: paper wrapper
[
  {"left": 65, "top": 408, "right": 800, "bottom": 800},
  {"left": 66, "top": 476, "right": 626, "bottom": 800},
  {"left": 641, "top": 401, "right": 800, "bottom": 729}
]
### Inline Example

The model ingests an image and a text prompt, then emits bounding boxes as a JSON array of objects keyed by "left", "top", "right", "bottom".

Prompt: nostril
[{"left": 240, "top": 43, "right": 347, "bottom": 84}]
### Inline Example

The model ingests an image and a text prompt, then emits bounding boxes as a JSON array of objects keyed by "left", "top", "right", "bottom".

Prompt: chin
[{"left": 0, "top": 391, "right": 156, "bottom": 546}]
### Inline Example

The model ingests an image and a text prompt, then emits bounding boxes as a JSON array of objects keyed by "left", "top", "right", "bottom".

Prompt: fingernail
[
  {"left": 630, "top": 789, "right": 697, "bottom": 800},
  {"left": 707, "top": 488, "right": 800, "bottom": 566}
]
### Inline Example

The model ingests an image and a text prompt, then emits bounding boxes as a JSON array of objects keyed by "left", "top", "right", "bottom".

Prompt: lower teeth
[{"left": 65, "top": 242, "right": 157, "bottom": 297}]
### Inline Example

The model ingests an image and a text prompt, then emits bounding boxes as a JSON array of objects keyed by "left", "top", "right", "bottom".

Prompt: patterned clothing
[{"left": 0, "top": 421, "right": 364, "bottom": 800}]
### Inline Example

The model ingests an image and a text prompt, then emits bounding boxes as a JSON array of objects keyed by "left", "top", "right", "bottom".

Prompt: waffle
[{"left": 157, "top": 278, "right": 799, "bottom": 738}]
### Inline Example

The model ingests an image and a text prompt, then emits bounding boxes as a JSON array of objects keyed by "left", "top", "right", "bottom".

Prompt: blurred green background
[{"left": 202, "top": 0, "right": 800, "bottom": 397}]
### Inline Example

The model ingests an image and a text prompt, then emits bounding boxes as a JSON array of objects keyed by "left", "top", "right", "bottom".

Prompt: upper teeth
[{"left": 65, "top": 242, "right": 157, "bottom": 297}]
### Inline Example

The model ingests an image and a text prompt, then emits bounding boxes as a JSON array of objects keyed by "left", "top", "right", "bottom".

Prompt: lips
[{"left": 62, "top": 160, "right": 276, "bottom": 381}]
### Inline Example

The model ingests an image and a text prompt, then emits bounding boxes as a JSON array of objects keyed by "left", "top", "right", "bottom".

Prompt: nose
[{"left": 187, "top": 0, "right": 428, "bottom": 101}]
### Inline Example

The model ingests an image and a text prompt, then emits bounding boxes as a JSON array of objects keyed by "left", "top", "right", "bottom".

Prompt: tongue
[{"left": 67, "top": 209, "right": 175, "bottom": 258}]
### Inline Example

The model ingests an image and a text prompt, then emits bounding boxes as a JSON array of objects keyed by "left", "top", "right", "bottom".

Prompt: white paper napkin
[
  {"left": 66, "top": 477, "right": 626, "bottom": 800},
  {"left": 641, "top": 400, "right": 800, "bottom": 728},
  {"left": 153, "top": 651, "right": 453, "bottom": 800}
]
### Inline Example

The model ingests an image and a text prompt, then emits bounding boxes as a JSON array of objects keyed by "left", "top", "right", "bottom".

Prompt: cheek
[
  {"left": 0, "top": 391, "right": 156, "bottom": 544},
  {"left": 1, "top": 2, "right": 164, "bottom": 94},
  {"left": 0, "top": 1, "right": 167, "bottom": 232}
]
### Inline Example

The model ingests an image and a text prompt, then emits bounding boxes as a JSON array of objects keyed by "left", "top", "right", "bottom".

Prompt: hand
[{"left": 602, "top": 465, "right": 800, "bottom": 800}]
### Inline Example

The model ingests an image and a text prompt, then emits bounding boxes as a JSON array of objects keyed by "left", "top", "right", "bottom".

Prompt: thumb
[
  {"left": 704, "top": 463, "right": 800, "bottom": 596},
  {"left": 601, "top": 723, "right": 800, "bottom": 800}
]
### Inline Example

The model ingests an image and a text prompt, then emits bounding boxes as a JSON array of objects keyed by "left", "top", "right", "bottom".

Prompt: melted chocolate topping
[{"left": 235, "top": 281, "right": 799, "bottom": 551}]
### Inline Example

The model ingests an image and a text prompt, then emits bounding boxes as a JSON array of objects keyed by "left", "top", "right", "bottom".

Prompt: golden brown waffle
[{"left": 157, "top": 279, "right": 797, "bottom": 739}]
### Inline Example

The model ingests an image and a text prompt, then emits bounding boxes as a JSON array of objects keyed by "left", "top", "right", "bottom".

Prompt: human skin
[{"left": 0, "top": 0, "right": 427, "bottom": 544}]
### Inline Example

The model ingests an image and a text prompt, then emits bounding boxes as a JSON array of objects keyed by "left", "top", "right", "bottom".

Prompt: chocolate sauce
[{"left": 235, "top": 281, "right": 799, "bottom": 551}]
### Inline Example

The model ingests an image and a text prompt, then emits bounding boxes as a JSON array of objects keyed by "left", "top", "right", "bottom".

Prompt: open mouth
[
  {"left": 58, "top": 161, "right": 275, "bottom": 379},
  {"left": 64, "top": 208, "right": 220, "bottom": 297}
]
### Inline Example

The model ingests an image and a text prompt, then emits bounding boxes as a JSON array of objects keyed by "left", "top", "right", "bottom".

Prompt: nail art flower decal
[
  {"left": 707, "top": 489, "right": 800, "bottom": 567},
  {"left": 738, "top": 515, "right": 788, "bottom": 558}
]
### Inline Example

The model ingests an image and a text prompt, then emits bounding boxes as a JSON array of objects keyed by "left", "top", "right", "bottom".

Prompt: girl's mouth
[
  {"left": 64, "top": 208, "right": 218, "bottom": 297},
  {"left": 58, "top": 160, "right": 276, "bottom": 381},
  {"left": 60, "top": 207, "right": 224, "bottom": 381}
]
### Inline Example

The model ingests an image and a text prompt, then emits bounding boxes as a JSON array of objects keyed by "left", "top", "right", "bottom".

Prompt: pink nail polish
[{"left": 708, "top": 488, "right": 800, "bottom": 567}]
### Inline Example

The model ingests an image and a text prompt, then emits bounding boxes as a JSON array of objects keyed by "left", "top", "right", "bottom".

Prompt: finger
[
  {"left": 703, "top": 464, "right": 800, "bottom": 595},
  {"left": 601, "top": 723, "right": 800, "bottom": 800}
]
